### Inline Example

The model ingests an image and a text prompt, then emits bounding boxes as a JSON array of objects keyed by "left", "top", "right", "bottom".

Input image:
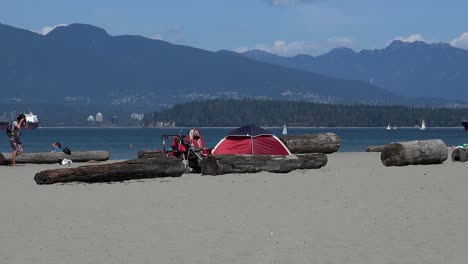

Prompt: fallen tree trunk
[
  {"left": 279, "top": 133, "right": 341, "bottom": 154},
  {"left": 365, "top": 145, "right": 387, "bottom": 152},
  {"left": 0, "top": 151, "right": 110, "bottom": 165},
  {"left": 200, "top": 153, "right": 327, "bottom": 176},
  {"left": 452, "top": 148, "right": 468, "bottom": 162},
  {"left": 381, "top": 139, "right": 448, "bottom": 166},
  {"left": 34, "top": 156, "right": 185, "bottom": 184},
  {"left": 138, "top": 149, "right": 165, "bottom": 159}
]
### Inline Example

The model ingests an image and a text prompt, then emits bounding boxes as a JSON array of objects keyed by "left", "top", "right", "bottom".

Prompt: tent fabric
[
  {"left": 212, "top": 125, "right": 291, "bottom": 155},
  {"left": 213, "top": 137, "right": 253, "bottom": 155},
  {"left": 251, "top": 135, "right": 290, "bottom": 155},
  {"left": 227, "top": 125, "right": 271, "bottom": 137}
]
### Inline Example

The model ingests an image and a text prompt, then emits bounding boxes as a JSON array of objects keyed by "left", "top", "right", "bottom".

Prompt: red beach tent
[{"left": 212, "top": 125, "right": 291, "bottom": 155}]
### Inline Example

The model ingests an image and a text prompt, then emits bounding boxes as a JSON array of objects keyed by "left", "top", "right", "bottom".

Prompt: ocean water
[{"left": 0, "top": 127, "right": 467, "bottom": 160}]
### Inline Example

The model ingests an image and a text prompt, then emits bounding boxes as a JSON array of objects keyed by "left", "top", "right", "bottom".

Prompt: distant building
[
  {"left": 111, "top": 116, "right": 119, "bottom": 125},
  {"left": 155, "top": 121, "right": 176, "bottom": 127},
  {"left": 95, "top": 112, "right": 103, "bottom": 122},
  {"left": 130, "top": 113, "right": 144, "bottom": 121},
  {"left": 87, "top": 115, "right": 95, "bottom": 122}
]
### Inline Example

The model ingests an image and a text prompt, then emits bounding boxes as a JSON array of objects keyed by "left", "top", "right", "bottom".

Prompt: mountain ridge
[
  {"left": 242, "top": 40, "right": 468, "bottom": 100},
  {"left": 0, "top": 22, "right": 407, "bottom": 110}
]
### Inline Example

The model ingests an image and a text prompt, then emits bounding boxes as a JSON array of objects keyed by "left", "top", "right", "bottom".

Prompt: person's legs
[
  {"left": 11, "top": 150, "right": 17, "bottom": 166},
  {"left": 9, "top": 137, "right": 23, "bottom": 166}
]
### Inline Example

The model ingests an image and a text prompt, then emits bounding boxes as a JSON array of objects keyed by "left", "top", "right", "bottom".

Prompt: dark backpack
[
  {"left": 6, "top": 122, "right": 14, "bottom": 137},
  {"left": 62, "top": 147, "right": 72, "bottom": 155}
]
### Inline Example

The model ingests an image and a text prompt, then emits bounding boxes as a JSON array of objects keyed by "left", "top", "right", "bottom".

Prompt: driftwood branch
[
  {"left": 452, "top": 148, "right": 468, "bottom": 162},
  {"left": 279, "top": 133, "right": 341, "bottom": 154},
  {"left": 381, "top": 139, "right": 448, "bottom": 166},
  {"left": 365, "top": 145, "right": 387, "bottom": 152},
  {"left": 34, "top": 156, "right": 185, "bottom": 184},
  {"left": 200, "top": 153, "right": 327, "bottom": 176},
  {"left": 137, "top": 149, "right": 165, "bottom": 159},
  {"left": 0, "top": 151, "right": 110, "bottom": 165}
]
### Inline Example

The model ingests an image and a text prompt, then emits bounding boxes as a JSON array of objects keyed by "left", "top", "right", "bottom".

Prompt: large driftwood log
[
  {"left": 279, "top": 133, "right": 341, "bottom": 154},
  {"left": 365, "top": 145, "right": 387, "bottom": 152},
  {"left": 452, "top": 148, "right": 468, "bottom": 162},
  {"left": 0, "top": 151, "right": 110, "bottom": 165},
  {"left": 200, "top": 153, "right": 327, "bottom": 176},
  {"left": 381, "top": 139, "right": 448, "bottom": 166},
  {"left": 138, "top": 149, "right": 165, "bottom": 159},
  {"left": 34, "top": 156, "right": 185, "bottom": 184}
]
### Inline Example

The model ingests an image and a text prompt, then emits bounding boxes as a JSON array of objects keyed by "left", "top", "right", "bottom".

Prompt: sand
[{"left": 1, "top": 152, "right": 468, "bottom": 264}]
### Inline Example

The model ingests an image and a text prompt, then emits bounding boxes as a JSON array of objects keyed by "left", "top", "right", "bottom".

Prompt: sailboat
[
  {"left": 392, "top": 125, "right": 397, "bottom": 130},
  {"left": 386, "top": 124, "right": 391, "bottom": 130},
  {"left": 282, "top": 124, "right": 288, "bottom": 135},
  {"left": 420, "top": 120, "right": 427, "bottom": 130}
]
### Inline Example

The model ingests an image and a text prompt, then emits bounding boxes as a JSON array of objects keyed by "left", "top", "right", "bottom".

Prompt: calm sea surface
[{"left": 1, "top": 127, "right": 467, "bottom": 160}]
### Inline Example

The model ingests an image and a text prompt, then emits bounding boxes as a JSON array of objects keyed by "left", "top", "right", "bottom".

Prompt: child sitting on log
[{"left": 51, "top": 142, "right": 62, "bottom": 153}]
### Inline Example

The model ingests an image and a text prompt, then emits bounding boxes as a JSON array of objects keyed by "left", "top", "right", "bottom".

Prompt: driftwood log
[
  {"left": 381, "top": 139, "right": 448, "bottom": 166},
  {"left": 365, "top": 145, "right": 387, "bottom": 152},
  {"left": 200, "top": 153, "right": 327, "bottom": 176},
  {"left": 138, "top": 149, "right": 165, "bottom": 159},
  {"left": 0, "top": 151, "right": 110, "bottom": 165},
  {"left": 279, "top": 133, "right": 341, "bottom": 154},
  {"left": 452, "top": 148, "right": 468, "bottom": 162},
  {"left": 34, "top": 156, "right": 185, "bottom": 184}
]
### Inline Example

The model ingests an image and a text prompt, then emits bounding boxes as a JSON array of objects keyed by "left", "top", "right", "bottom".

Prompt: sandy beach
[{"left": 1, "top": 152, "right": 468, "bottom": 263}]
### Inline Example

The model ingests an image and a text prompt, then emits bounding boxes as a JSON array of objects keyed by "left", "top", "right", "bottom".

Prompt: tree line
[{"left": 144, "top": 99, "right": 468, "bottom": 127}]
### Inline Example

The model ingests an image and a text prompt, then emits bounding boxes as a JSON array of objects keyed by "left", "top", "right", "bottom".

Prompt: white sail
[
  {"left": 420, "top": 120, "right": 427, "bottom": 130},
  {"left": 282, "top": 124, "right": 288, "bottom": 135},
  {"left": 386, "top": 124, "right": 391, "bottom": 130}
]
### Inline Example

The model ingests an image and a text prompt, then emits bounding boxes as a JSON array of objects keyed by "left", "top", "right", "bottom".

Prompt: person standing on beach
[{"left": 6, "top": 114, "right": 27, "bottom": 166}]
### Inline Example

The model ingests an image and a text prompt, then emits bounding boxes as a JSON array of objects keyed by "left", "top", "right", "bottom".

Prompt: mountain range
[
  {"left": 243, "top": 40, "right": 468, "bottom": 101},
  {"left": 0, "top": 22, "right": 407, "bottom": 112},
  {"left": 1, "top": 22, "right": 467, "bottom": 116}
]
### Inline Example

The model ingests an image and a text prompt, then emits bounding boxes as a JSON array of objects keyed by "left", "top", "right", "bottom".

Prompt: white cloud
[
  {"left": 234, "top": 46, "right": 250, "bottom": 53},
  {"left": 450, "top": 32, "right": 468, "bottom": 49},
  {"left": 392, "top": 34, "right": 426, "bottom": 43},
  {"left": 236, "top": 36, "right": 354, "bottom": 56},
  {"left": 254, "top": 40, "right": 322, "bottom": 56},
  {"left": 149, "top": 34, "right": 163, "bottom": 40},
  {"left": 35, "top": 24, "right": 68, "bottom": 35},
  {"left": 327, "top": 36, "right": 355, "bottom": 48}
]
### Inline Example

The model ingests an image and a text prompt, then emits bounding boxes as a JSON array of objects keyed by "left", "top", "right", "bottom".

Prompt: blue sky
[{"left": 1, "top": 0, "right": 467, "bottom": 56}]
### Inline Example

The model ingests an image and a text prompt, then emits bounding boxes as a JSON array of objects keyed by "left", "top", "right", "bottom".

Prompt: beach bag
[
  {"left": 62, "top": 159, "right": 72, "bottom": 166},
  {"left": 60, "top": 158, "right": 73, "bottom": 166},
  {"left": 63, "top": 147, "right": 72, "bottom": 155}
]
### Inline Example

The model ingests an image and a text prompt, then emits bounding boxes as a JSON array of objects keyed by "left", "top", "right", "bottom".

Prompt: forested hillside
[{"left": 145, "top": 99, "right": 468, "bottom": 127}]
